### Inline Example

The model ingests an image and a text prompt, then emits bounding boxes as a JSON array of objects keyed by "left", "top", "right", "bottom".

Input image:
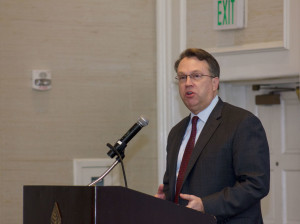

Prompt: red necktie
[{"left": 174, "top": 116, "right": 199, "bottom": 204}]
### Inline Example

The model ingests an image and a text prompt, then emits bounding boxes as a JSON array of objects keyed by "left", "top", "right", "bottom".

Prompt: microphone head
[{"left": 138, "top": 115, "right": 149, "bottom": 127}]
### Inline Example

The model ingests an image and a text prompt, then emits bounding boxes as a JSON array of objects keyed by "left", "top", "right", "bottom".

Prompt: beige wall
[
  {"left": 0, "top": 0, "right": 157, "bottom": 223},
  {"left": 187, "top": 0, "right": 283, "bottom": 49}
]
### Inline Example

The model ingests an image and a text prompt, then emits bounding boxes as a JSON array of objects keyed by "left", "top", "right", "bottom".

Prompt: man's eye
[
  {"left": 179, "top": 76, "right": 186, "bottom": 80},
  {"left": 193, "top": 74, "right": 201, "bottom": 79}
]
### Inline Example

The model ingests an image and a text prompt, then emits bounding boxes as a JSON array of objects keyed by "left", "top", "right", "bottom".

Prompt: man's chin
[{"left": 184, "top": 103, "right": 198, "bottom": 114}]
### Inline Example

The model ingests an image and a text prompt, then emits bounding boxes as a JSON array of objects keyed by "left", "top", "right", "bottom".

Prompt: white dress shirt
[{"left": 176, "top": 96, "right": 219, "bottom": 179}]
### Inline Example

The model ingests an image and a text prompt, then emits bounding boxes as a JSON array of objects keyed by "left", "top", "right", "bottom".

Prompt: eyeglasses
[{"left": 175, "top": 73, "right": 215, "bottom": 82}]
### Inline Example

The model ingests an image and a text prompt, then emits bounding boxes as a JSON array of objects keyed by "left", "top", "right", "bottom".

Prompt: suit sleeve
[
  {"left": 201, "top": 114, "right": 270, "bottom": 219},
  {"left": 162, "top": 126, "right": 177, "bottom": 201}
]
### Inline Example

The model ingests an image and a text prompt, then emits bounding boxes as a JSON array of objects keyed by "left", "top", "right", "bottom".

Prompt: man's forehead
[{"left": 177, "top": 58, "right": 209, "bottom": 72}]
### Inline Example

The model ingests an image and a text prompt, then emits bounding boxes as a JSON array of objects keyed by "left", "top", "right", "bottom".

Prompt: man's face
[{"left": 177, "top": 57, "right": 219, "bottom": 114}]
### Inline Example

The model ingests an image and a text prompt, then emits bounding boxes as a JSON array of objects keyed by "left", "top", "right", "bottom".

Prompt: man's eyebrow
[{"left": 177, "top": 70, "right": 203, "bottom": 75}]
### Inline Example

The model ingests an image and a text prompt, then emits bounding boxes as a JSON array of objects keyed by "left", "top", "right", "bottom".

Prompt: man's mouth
[{"left": 186, "top": 91, "right": 193, "bottom": 96}]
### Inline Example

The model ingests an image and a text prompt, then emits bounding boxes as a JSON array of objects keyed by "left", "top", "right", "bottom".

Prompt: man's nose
[{"left": 185, "top": 75, "right": 193, "bottom": 85}]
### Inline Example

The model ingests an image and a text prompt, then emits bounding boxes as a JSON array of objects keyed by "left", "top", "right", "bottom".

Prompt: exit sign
[{"left": 214, "top": 0, "right": 245, "bottom": 30}]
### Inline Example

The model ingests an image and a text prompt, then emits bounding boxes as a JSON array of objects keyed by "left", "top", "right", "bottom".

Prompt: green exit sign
[{"left": 214, "top": 0, "right": 245, "bottom": 30}]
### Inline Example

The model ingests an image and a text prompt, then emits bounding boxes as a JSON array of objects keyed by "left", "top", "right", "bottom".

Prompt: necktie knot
[
  {"left": 191, "top": 116, "right": 199, "bottom": 141},
  {"left": 192, "top": 116, "right": 199, "bottom": 127}
]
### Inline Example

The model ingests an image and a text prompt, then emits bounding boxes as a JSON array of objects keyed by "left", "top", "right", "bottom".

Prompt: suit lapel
[{"left": 184, "top": 99, "right": 224, "bottom": 182}]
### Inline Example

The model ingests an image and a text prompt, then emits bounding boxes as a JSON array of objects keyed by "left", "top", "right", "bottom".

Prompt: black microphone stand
[{"left": 88, "top": 143, "right": 127, "bottom": 187}]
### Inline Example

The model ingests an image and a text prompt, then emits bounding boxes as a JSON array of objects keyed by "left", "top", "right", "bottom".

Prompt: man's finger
[
  {"left": 180, "top": 194, "right": 204, "bottom": 212},
  {"left": 180, "top": 193, "right": 193, "bottom": 201},
  {"left": 155, "top": 184, "right": 166, "bottom": 199}
]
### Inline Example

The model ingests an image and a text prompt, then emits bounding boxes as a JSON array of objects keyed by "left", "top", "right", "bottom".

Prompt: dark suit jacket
[{"left": 163, "top": 98, "right": 270, "bottom": 224}]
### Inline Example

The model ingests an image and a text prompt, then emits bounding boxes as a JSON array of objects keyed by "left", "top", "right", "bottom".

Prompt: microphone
[{"left": 107, "top": 115, "right": 149, "bottom": 159}]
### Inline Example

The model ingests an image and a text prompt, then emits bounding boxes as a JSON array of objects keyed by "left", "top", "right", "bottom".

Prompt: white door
[{"left": 220, "top": 79, "right": 300, "bottom": 224}]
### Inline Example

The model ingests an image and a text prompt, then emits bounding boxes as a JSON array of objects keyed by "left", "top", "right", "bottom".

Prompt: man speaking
[{"left": 156, "top": 48, "right": 270, "bottom": 223}]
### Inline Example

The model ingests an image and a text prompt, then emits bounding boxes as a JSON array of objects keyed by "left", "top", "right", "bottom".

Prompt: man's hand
[
  {"left": 155, "top": 184, "right": 166, "bottom": 200},
  {"left": 180, "top": 193, "right": 204, "bottom": 212}
]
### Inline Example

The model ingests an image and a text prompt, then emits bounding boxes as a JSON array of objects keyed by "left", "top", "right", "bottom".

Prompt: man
[{"left": 156, "top": 48, "right": 270, "bottom": 223}]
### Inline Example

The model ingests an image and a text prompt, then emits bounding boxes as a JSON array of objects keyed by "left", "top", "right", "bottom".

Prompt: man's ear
[{"left": 212, "top": 77, "right": 220, "bottom": 91}]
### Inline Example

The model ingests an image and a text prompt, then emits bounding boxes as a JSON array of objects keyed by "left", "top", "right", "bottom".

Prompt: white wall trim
[
  {"left": 156, "top": 0, "right": 172, "bottom": 184},
  {"left": 283, "top": 0, "right": 290, "bottom": 49},
  {"left": 156, "top": 0, "right": 187, "bottom": 184},
  {"left": 179, "top": 0, "right": 187, "bottom": 52},
  {"left": 208, "top": 41, "right": 287, "bottom": 56}
]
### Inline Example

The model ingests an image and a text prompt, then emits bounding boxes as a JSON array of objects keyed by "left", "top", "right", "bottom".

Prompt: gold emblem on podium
[{"left": 51, "top": 202, "right": 62, "bottom": 224}]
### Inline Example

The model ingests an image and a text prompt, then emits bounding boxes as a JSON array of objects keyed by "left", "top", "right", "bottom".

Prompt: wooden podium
[{"left": 23, "top": 186, "right": 216, "bottom": 224}]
